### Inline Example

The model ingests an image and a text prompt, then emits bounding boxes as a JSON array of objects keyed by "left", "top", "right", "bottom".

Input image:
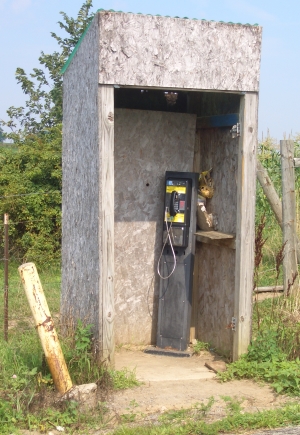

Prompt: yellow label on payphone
[
  {"left": 166, "top": 186, "right": 186, "bottom": 194},
  {"left": 168, "top": 212, "right": 185, "bottom": 223}
]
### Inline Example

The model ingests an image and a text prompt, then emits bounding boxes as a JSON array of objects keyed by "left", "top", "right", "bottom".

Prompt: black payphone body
[{"left": 156, "top": 171, "right": 199, "bottom": 352}]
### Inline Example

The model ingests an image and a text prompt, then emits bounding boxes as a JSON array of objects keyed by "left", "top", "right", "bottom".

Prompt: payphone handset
[
  {"left": 169, "top": 190, "right": 179, "bottom": 217},
  {"left": 163, "top": 177, "right": 192, "bottom": 248}
]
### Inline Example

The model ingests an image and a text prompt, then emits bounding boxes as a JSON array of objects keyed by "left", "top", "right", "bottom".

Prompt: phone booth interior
[{"left": 113, "top": 88, "right": 242, "bottom": 358}]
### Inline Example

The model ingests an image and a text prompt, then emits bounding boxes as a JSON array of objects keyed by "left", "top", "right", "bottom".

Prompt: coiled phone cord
[{"left": 157, "top": 208, "right": 177, "bottom": 280}]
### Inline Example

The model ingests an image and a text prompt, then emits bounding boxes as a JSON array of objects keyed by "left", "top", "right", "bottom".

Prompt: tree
[
  {"left": 0, "top": 2, "right": 96, "bottom": 265},
  {"left": 0, "top": 126, "right": 62, "bottom": 264},
  {"left": 2, "top": 0, "right": 95, "bottom": 136}
]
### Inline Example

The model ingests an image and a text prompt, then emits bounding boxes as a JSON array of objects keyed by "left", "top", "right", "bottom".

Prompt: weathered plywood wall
[
  {"left": 195, "top": 243, "right": 235, "bottom": 355},
  {"left": 98, "top": 12, "right": 262, "bottom": 92},
  {"left": 199, "top": 129, "right": 238, "bottom": 234},
  {"left": 61, "top": 17, "right": 101, "bottom": 337},
  {"left": 114, "top": 109, "right": 196, "bottom": 345},
  {"left": 195, "top": 129, "right": 238, "bottom": 356}
]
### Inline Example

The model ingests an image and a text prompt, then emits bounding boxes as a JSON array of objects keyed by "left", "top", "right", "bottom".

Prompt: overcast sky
[{"left": 0, "top": 0, "right": 299, "bottom": 142}]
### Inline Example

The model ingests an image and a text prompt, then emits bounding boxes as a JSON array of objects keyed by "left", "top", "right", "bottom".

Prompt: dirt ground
[
  {"left": 21, "top": 291, "right": 294, "bottom": 434},
  {"left": 110, "top": 347, "right": 289, "bottom": 417},
  {"left": 21, "top": 345, "right": 295, "bottom": 435}
]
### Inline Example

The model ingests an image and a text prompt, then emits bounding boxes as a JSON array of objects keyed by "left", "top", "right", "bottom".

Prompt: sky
[{"left": 0, "top": 0, "right": 299, "bottom": 142}]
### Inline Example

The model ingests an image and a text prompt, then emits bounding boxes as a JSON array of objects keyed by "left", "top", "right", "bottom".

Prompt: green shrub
[{"left": 0, "top": 126, "right": 62, "bottom": 266}]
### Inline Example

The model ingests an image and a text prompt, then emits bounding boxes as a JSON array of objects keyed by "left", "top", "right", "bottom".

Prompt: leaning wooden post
[
  {"left": 256, "top": 159, "right": 300, "bottom": 263},
  {"left": 257, "top": 160, "right": 283, "bottom": 225},
  {"left": 280, "top": 140, "right": 298, "bottom": 295},
  {"left": 18, "top": 263, "right": 73, "bottom": 394},
  {"left": 4, "top": 213, "right": 9, "bottom": 341}
]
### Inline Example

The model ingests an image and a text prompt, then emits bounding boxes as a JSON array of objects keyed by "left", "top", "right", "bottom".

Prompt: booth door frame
[{"left": 98, "top": 85, "right": 258, "bottom": 364}]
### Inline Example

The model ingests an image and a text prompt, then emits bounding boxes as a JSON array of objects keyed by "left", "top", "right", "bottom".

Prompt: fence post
[
  {"left": 257, "top": 159, "right": 300, "bottom": 263},
  {"left": 4, "top": 213, "right": 9, "bottom": 341},
  {"left": 280, "top": 140, "right": 299, "bottom": 295}
]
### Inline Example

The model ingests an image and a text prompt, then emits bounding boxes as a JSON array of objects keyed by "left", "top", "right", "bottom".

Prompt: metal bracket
[
  {"left": 231, "top": 317, "right": 237, "bottom": 331},
  {"left": 230, "top": 123, "right": 241, "bottom": 138}
]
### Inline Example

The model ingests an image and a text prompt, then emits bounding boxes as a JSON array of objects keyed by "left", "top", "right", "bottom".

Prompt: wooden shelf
[{"left": 195, "top": 230, "right": 236, "bottom": 249}]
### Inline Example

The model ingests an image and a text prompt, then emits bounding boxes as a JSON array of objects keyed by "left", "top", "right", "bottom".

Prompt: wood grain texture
[
  {"left": 233, "top": 93, "right": 258, "bottom": 361},
  {"left": 194, "top": 128, "right": 238, "bottom": 356},
  {"left": 61, "top": 17, "right": 101, "bottom": 342},
  {"left": 199, "top": 128, "right": 238, "bottom": 235},
  {"left": 97, "top": 12, "right": 262, "bottom": 91},
  {"left": 99, "top": 85, "right": 115, "bottom": 364},
  {"left": 195, "top": 243, "right": 235, "bottom": 356},
  {"left": 196, "top": 231, "right": 236, "bottom": 249},
  {"left": 280, "top": 140, "right": 299, "bottom": 295},
  {"left": 114, "top": 109, "right": 196, "bottom": 345},
  {"left": 191, "top": 131, "right": 201, "bottom": 341},
  {"left": 196, "top": 231, "right": 234, "bottom": 240}
]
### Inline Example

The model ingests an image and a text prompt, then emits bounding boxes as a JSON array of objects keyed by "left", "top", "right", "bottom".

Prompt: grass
[
  {"left": 0, "top": 261, "right": 141, "bottom": 434},
  {"left": 109, "top": 401, "right": 300, "bottom": 435},
  {"left": 192, "top": 340, "right": 210, "bottom": 355},
  {"left": 1, "top": 138, "right": 300, "bottom": 433},
  {"left": 3, "top": 259, "right": 299, "bottom": 435}
]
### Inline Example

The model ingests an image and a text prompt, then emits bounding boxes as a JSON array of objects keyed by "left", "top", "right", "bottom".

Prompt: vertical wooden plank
[
  {"left": 190, "top": 130, "right": 201, "bottom": 342},
  {"left": 233, "top": 93, "right": 258, "bottom": 361},
  {"left": 99, "top": 85, "right": 115, "bottom": 365},
  {"left": 280, "top": 140, "right": 298, "bottom": 295}
]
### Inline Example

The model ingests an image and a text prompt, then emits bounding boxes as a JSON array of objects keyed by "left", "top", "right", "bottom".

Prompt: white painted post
[
  {"left": 18, "top": 263, "right": 73, "bottom": 394},
  {"left": 280, "top": 140, "right": 299, "bottom": 295}
]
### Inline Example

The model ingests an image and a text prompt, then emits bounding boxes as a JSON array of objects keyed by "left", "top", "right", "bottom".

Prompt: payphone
[
  {"left": 155, "top": 171, "right": 199, "bottom": 353},
  {"left": 162, "top": 177, "right": 193, "bottom": 249}
]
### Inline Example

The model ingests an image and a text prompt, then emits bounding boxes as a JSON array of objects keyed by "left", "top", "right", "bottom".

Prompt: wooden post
[
  {"left": 4, "top": 213, "right": 8, "bottom": 342},
  {"left": 190, "top": 131, "right": 201, "bottom": 342},
  {"left": 233, "top": 93, "right": 258, "bottom": 361},
  {"left": 280, "top": 140, "right": 298, "bottom": 295},
  {"left": 256, "top": 159, "right": 300, "bottom": 263},
  {"left": 257, "top": 159, "right": 283, "bottom": 225},
  {"left": 99, "top": 85, "right": 115, "bottom": 366},
  {"left": 19, "top": 263, "right": 73, "bottom": 394}
]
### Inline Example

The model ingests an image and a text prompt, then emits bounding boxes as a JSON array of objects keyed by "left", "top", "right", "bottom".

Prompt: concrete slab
[{"left": 115, "top": 348, "right": 216, "bottom": 382}]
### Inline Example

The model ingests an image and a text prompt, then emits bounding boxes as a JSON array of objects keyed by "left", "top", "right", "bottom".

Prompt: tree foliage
[
  {"left": 2, "top": 0, "right": 94, "bottom": 136},
  {"left": 0, "top": 2, "right": 95, "bottom": 265},
  {"left": 0, "top": 127, "right": 62, "bottom": 265}
]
